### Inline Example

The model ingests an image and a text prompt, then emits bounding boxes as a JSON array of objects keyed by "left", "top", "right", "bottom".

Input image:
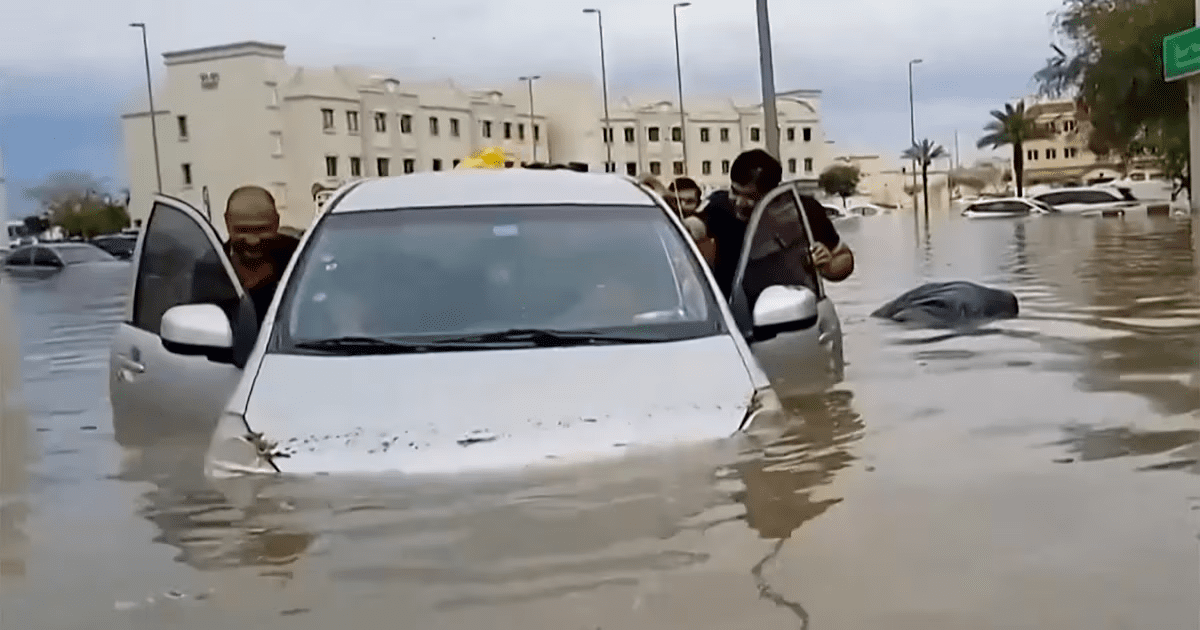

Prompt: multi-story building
[
  {"left": 121, "top": 40, "right": 831, "bottom": 234},
  {"left": 1020, "top": 97, "right": 1160, "bottom": 187}
]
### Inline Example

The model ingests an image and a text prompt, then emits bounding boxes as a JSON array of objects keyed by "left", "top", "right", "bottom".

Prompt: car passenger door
[
  {"left": 728, "top": 184, "right": 843, "bottom": 398},
  {"left": 108, "top": 195, "right": 247, "bottom": 447}
]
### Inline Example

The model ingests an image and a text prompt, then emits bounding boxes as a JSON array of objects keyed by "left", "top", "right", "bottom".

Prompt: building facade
[
  {"left": 1020, "top": 98, "right": 1161, "bottom": 186},
  {"left": 121, "top": 41, "right": 831, "bottom": 234}
]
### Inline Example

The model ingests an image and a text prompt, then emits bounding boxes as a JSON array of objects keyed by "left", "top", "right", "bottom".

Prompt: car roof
[{"left": 330, "top": 169, "right": 658, "bottom": 214}]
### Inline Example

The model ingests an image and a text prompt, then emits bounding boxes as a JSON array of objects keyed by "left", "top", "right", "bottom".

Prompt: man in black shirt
[
  {"left": 222, "top": 185, "right": 300, "bottom": 325},
  {"left": 705, "top": 149, "right": 854, "bottom": 299}
]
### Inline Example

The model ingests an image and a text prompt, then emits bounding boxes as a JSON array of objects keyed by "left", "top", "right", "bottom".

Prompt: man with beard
[{"left": 222, "top": 185, "right": 300, "bottom": 325}]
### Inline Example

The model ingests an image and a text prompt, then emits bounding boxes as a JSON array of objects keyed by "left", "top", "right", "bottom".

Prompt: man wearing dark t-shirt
[
  {"left": 705, "top": 149, "right": 854, "bottom": 299},
  {"left": 221, "top": 185, "right": 300, "bottom": 325}
]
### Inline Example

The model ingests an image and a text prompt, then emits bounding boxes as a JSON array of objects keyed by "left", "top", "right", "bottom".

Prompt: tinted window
[
  {"left": 970, "top": 201, "right": 1027, "bottom": 213},
  {"left": 738, "top": 191, "right": 819, "bottom": 312},
  {"left": 4, "top": 248, "right": 31, "bottom": 266},
  {"left": 93, "top": 237, "right": 136, "bottom": 257},
  {"left": 132, "top": 202, "right": 238, "bottom": 335},
  {"left": 31, "top": 247, "right": 61, "bottom": 266},
  {"left": 275, "top": 205, "right": 724, "bottom": 348},
  {"left": 1034, "top": 192, "right": 1069, "bottom": 205},
  {"left": 56, "top": 244, "right": 116, "bottom": 264}
]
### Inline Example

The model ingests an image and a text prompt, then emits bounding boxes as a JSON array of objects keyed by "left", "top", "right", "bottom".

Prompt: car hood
[{"left": 236, "top": 335, "right": 756, "bottom": 475}]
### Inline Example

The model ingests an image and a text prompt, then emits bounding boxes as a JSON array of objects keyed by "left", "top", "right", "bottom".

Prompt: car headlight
[{"left": 204, "top": 411, "right": 280, "bottom": 478}]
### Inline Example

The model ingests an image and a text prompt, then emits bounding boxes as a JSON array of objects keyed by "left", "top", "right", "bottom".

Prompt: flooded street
[{"left": 2, "top": 213, "right": 1197, "bottom": 629}]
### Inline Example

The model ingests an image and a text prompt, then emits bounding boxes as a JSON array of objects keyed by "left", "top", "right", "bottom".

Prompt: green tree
[
  {"left": 817, "top": 164, "right": 862, "bottom": 206},
  {"left": 22, "top": 171, "right": 129, "bottom": 238},
  {"left": 1035, "top": 0, "right": 1192, "bottom": 187},
  {"left": 902, "top": 138, "right": 948, "bottom": 218},
  {"left": 976, "top": 102, "right": 1047, "bottom": 197}
]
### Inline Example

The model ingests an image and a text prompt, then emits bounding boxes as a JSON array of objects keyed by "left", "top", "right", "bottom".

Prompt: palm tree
[
  {"left": 976, "top": 101, "right": 1047, "bottom": 197},
  {"left": 901, "top": 138, "right": 948, "bottom": 219}
]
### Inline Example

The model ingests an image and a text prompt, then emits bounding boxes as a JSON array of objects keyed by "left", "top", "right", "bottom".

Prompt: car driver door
[
  {"left": 728, "top": 184, "right": 844, "bottom": 398},
  {"left": 108, "top": 195, "right": 248, "bottom": 447}
]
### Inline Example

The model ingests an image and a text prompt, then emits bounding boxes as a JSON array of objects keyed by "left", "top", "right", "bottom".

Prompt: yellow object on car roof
[{"left": 456, "top": 146, "right": 509, "bottom": 169}]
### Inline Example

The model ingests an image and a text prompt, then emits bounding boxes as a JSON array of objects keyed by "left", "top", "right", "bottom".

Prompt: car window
[
  {"left": 737, "top": 191, "right": 819, "bottom": 313},
  {"left": 132, "top": 202, "right": 240, "bottom": 335},
  {"left": 31, "top": 247, "right": 61, "bottom": 267},
  {"left": 56, "top": 244, "right": 116, "bottom": 264},
  {"left": 1034, "top": 192, "right": 1067, "bottom": 205},
  {"left": 4, "top": 248, "right": 31, "bottom": 266},
  {"left": 274, "top": 204, "right": 725, "bottom": 348}
]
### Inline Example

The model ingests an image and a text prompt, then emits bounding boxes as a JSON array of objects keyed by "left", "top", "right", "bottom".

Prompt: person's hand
[{"left": 810, "top": 242, "right": 832, "bottom": 269}]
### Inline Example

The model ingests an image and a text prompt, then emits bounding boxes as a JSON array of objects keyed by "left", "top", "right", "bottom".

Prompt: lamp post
[
  {"left": 754, "top": 0, "right": 780, "bottom": 160},
  {"left": 583, "top": 9, "right": 613, "bottom": 172},
  {"left": 907, "top": 58, "right": 922, "bottom": 213},
  {"left": 519, "top": 75, "right": 541, "bottom": 163},
  {"left": 673, "top": 2, "right": 691, "bottom": 175},
  {"left": 131, "top": 22, "right": 162, "bottom": 193}
]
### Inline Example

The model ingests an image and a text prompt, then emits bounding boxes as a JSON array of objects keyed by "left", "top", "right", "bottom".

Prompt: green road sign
[{"left": 1164, "top": 26, "right": 1200, "bottom": 82}]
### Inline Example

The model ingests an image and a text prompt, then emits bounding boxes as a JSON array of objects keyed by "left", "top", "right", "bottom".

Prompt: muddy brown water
[{"left": 1, "top": 213, "right": 1197, "bottom": 629}]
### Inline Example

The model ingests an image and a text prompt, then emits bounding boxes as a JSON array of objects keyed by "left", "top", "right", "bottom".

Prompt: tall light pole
[
  {"left": 583, "top": 9, "right": 613, "bottom": 172},
  {"left": 755, "top": 0, "right": 781, "bottom": 161},
  {"left": 907, "top": 58, "right": 923, "bottom": 213},
  {"left": 519, "top": 75, "right": 541, "bottom": 163},
  {"left": 131, "top": 22, "right": 162, "bottom": 193},
  {"left": 673, "top": 2, "right": 691, "bottom": 175}
]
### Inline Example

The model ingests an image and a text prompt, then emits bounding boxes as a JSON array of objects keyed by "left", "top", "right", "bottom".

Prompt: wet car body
[
  {"left": 4, "top": 242, "right": 123, "bottom": 278},
  {"left": 107, "top": 169, "right": 844, "bottom": 476},
  {"left": 961, "top": 197, "right": 1057, "bottom": 219},
  {"left": 1031, "top": 186, "right": 1141, "bottom": 217}
]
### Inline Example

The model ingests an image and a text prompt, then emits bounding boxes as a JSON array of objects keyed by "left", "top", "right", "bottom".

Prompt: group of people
[{"left": 638, "top": 148, "right": 854, "bottom": 300}]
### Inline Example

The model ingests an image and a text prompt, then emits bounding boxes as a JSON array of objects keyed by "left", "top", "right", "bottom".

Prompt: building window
[
  {"left": 350, "top": 156, "right": 362, "bottom": 177},
  {"left": 786, "top": 127, "right": 795, "bottom": 142},
  {"left": 602, "top": 127, "right": 613, "bottom": 143},
  {"left": 648, "top": 127, "right": 661, "bottom": 142},
  {"left": 624, "top": 127, "right": 635, "bottom": 143},
  {"left": 1047, "top": 148, "right": 1057, "bottom": 159},
  {"left": 700, "top": 127, "right": 710, "bottom": 142},
  {"left": 450, "top": 118, "right": 460, "bottom": 137},
  {"left": 271, "top": 131, "right": 282, "bottom": 156},
  {"left": 721, "top": 159, "right": 731, "bottom": 174},
  {"left": 720, "top": 127, "right": 730, "bottom": 142},
  {"left": 672, "top": 126, "right": 682, "bottom": 142},
  {"left": 181, "top": 163, "right": 192, "bottom": 187},
  {"left": 1064, "top": 120, "right": 1076, "bottom": 132},
  {"left": 701, "top": 160, "right": 712, "bottom": 175},
  {"left": 803, "top": 158, "right": 813, "bottom": 173},
  {"left": 432, "top": 158, "right": 443, "bottom": 171},
  {"left": 1066, "top": 147, "right": 1078, "bottom": 158},
  {"left": 803, "top": 127, "right": 812, "bottom": 142},
  {"left": 626, "top": 162, "right": 638, "bottom": 176},
  {"left": 325, "top": 156, "right": 338, "bottom": 177},
  {"left": 750, "top": 127, "right": 761, "bottom": 142},
  {"left": 504, "top": 122, "right": 512, "bottom": 139},
  {"left": 268, "top": 84, "right": 279, "bottom": 107},
  {"left": 400, "top": 114, "right": 413, "bottom": 134},
  {"left": 1027, "top": 149, "right": 1038, "bottom": 160},
  {"left": 605, "top": 162, "right": 616, "bottom": 173},
  {"left": 649, "top": 161, "right": 661, "bottom": 175},
  {"left": 321, "top": 108, "right": 335, "bottom": 131},
  {"left": 346, "top": 110, "right": 360, "bottom": 133},
  {"left": 519, "top": 123, "right": 526, "bottom": 140},
  {"left": 788, "top": 158, "right": 797, "bottom": 174},
  {"left": 376, "top": 157, "right": 390, "bottom": 176},
  {"left": 672, "top": 161, "right": 684, "bottom": 175},
  {"left": 534, "top": 125, "right": 540, "bottom": 141},
  {"left": 453, "top": 159, "right": 461, "bottom": 167},
  {"left": 430, "top": 117, "right": 440, "bottom": 136},
  {"left": 374, "top": 111, "right": 387, "bottom": 133},
  {"left": 482, "top": 120, "right": 492, "bottom": 138},
  {"left": 403, "top": 158, "right": 416, "bottom": 174},
  {"left": 177, "top": 115, "right": 188, "bottom": 140}
]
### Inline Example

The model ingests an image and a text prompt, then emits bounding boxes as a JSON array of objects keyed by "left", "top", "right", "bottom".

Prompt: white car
[
  {"left": 108, "top": 169, "right": 844, "bottom": 476},
  {"left": 961, "top": 197, "right": 1057, "bottom": 219},
  {"left": 845, "top": 203, "right": 887, "bottom": 217},
  {"left": 1032, "top": 186, "right": 1140, "bottom": 216}
]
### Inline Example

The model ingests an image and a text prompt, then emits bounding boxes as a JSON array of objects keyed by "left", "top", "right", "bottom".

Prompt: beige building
[
  {"left": 1021, "top": 97, "right": 1161, "bottom": 186},
  {"left": 122, "top": 40, "right": 832, "bottom": 234}
]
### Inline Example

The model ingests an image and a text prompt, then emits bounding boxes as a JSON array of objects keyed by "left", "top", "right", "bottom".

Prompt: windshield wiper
[
  {"left": 293, "top": 336, "right": 441, "bottom": 354},
  {"left": 437, "top": 328, "right": 662, "bottom": 347}
]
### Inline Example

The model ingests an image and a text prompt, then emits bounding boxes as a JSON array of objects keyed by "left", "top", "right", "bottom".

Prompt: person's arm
[{"left": 802, "top": 198, "right": 854, "bottom": 282}]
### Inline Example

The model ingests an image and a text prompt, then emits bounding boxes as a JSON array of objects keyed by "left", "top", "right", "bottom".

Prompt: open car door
[
  {"left": 728, "top": 183, "right": 845, "bottom": 398},
  {"left": 108, "top": 195, "right": 249, "bottom": 447}
]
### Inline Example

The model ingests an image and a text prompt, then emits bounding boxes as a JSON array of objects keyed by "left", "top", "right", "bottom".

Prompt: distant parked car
[
  {"left": 821, "top": 202, "right": 844, "bottom": 218},
  {"left": 961, "top": 198, "right": 1057, "bottom": 219},
  {"left": 4, "top": 242, "right": 121, "bottom": 277},
  {"left": 846, "top": 203, "right": 887, "bottom": 217},
  {"left": 91, "top": 234, "right": 138, "bottom": 260},
  {"left": 1032, "top": 186, "right": 1140, "bottom": 216}
]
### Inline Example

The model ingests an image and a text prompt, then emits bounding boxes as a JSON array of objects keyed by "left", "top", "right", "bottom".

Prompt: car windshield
[
  {"left": 273, "top": 204, "right": 725, "bottom": 352},
  {"left": 55, "top": 244, "right": 115, "bottom": 264}
]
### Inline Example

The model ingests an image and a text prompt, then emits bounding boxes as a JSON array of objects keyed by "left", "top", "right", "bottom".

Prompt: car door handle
[{"left": 117, "top": 355, "right": 145, "bottom": 373}]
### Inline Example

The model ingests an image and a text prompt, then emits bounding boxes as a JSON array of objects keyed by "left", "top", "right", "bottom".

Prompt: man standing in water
[
  {"left": 704, "top": 149, "right": 854, "bottom": 298},
  {"left": 222, "top": 185, "right": 300, "bottom": 325}
]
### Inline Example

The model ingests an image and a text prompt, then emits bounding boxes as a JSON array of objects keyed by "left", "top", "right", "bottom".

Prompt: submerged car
[
  {"left": 1031, "top": 186, "right": 1140, "bottom": 216},
  {"left": 108, "top": 169, "right": 844, "bottom": 476},
  {"left": 961, "top": 197, "right": 1057, "bottom": 219},
  {"left": 4, "top": 242, "right": 120, "bottom": 276}
]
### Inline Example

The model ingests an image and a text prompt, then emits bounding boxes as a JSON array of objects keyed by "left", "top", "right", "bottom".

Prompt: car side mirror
[
  {"left": 752, "top": 285, "right": 819, "bottom": 340},
  {"left": 161, "top": 303, "right": 235, "bottom": 363}
]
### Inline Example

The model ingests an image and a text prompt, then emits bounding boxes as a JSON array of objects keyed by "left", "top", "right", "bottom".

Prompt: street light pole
[
  {"left": 673, "top": 2, "right": 691, "bottom": 176},
  {"left": 907, "top": 58, "right": 922, "bottom": 213},
  {"left": 519, "top": 75, "right": 541, "bottom": 163},
  {"left": 131, "top": 22, "right": 162, "bottom": 193},
  {"left": 583, "top": 9, "right": 613, "bottom": 171},
  {"left": 755, "top": 0, "right": 781, "bottom": 161}
]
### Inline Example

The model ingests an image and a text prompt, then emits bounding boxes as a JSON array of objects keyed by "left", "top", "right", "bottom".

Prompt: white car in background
[
  {"left": 1032, "top": 186, "right": 1141, "bottom": 216},
  {"left": 961, "top": 197, "right": 1057, "bottom": 219},
  {"left": 108, "top": 169, "right": 845, "bottom": 477},
  {"left": 845, "top": 203, "right": 888, "bottom": 217}
]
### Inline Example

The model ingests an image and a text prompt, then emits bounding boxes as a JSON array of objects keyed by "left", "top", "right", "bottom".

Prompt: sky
[{"left": 0, "top": 0, "right": 1069, "bottom": 217}]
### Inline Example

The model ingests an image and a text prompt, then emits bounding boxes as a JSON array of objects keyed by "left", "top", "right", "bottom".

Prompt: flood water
[{"left": 2, "top": 212, "right": 1198, "bottom": 629}]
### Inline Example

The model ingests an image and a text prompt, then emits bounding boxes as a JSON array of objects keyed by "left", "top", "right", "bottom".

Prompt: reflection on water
[{"left": 2, "top": 213, "right": 1198, "bottom": 629}]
